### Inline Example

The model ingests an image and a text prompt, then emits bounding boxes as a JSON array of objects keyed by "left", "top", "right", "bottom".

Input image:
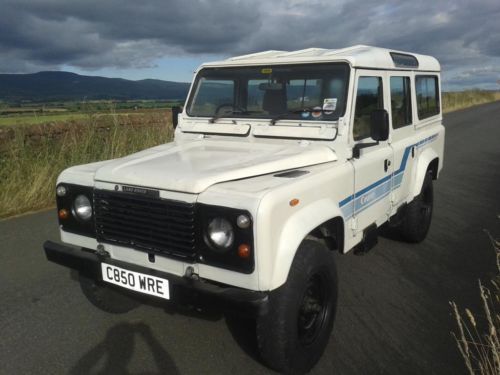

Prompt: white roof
[{"left": 201, "top": 45, "right": 440, "bottom": 72}]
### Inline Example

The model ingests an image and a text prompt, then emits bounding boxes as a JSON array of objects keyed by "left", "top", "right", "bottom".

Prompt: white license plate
[{"left": 101, "top": 263, "right": 170, "bottom": 300}]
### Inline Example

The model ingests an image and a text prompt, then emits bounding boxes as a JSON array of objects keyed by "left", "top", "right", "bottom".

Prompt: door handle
[{"left": 384, "top": 159, "right": 391, "bottom": 172}]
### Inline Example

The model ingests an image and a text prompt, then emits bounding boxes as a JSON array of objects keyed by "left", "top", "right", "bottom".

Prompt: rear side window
[
  {"left": 390, "top": 76, "right": 412, "bottom": 129},
  {"left": 353, "top": 76, "right": 384, "bottom": 141},
  {"left": 416, "top": 76, "right": 440, "bottom": 119}
]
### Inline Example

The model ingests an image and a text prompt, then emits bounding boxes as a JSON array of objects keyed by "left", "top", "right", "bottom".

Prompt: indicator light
[
  {"left": 236, "top": 214, "right": 251, "bottom": 229},
  {"left": 238, "top": 244, "right": 251, "bottom": 259},
  {"left": 58, "top": 208, "right": 70, "bottom": 220}
]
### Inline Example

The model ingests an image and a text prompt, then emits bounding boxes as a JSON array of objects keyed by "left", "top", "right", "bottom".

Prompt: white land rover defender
[{"left": 44, "top": 45, "right": 444, "bottom": 373}]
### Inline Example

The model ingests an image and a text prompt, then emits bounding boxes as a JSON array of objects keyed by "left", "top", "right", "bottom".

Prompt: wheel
[
  {"left": 79, "top": 273, "right": 140, "bottom": 314},
  {"left": 256, "top": 240, "right": 337, "bottom": 373},
  {"left": 399, "top": 171, "right": 434, "bottom": 243}
]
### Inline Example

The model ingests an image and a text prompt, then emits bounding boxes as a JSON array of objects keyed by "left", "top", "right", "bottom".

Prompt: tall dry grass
[
  {"left": 0, "top": 108, "right": 173, "bottom": 218},
  {"left": 451, "top": 222, "right": 500, "bottom": 375},
  {"left": 442, "top": 91, "right": 500, "bottom": 113}
]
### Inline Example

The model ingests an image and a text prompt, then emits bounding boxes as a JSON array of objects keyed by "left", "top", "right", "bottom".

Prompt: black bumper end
[{"left": 43, "top": 240, "right": 268, "bottom": 317}]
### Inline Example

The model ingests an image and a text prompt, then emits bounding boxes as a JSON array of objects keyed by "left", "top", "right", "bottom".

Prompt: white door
[
  {"left": 388, "top": 74, "right": 417, "bottom": 209},
  {"left": 350, "top": 71, "right": 394, "bottom": 233}
]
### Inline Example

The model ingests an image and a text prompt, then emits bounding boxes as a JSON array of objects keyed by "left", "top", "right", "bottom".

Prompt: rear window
[
  {"left": 416, "top": 75, "right": 440, "bottom": 119},
  {"left": 390, "top": 76, "right": 412, "bottom": 129}
]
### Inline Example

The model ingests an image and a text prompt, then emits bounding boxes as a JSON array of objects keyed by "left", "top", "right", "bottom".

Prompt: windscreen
[{"left": 187, "top": 63, "right": 350, "bottom": 122}]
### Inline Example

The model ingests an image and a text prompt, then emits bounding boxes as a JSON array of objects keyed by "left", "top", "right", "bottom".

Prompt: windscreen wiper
[
  {"left": 270, "top": 113, "right": 288, "bottom": 125},
  {"left": 231, "top": 110, "right": 262, "bottom": 116},
  {"left": 270, "top": 110, "right": 306, "bottom": 125},
  {"left": 208, "top": 114, "right": 222, "bottom": 123},
  {"left": 209, "top": 110, "right": 261, "bottom": 123}
]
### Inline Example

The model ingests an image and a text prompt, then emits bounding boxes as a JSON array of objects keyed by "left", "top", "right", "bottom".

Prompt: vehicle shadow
[
  {"left": 161, "top": 302, "right": 263, "bottom": 363},
  {"left": 224, "top": 314, "right": 261, "bottom": 363},
  {"left": 160, "top": 301, "right": 263, "bottom": 366},
  {"left": 69, "top": 322, "right": 179, "bottom": 375}
]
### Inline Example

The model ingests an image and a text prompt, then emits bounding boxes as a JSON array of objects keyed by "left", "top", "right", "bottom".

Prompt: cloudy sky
[{"left": 1, "top": 0, "right": 499, "bottom": 90}]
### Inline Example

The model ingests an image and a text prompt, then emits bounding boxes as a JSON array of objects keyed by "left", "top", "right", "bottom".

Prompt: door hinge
[
  {"left": 390, "top": 191, "right": 397, "bottom": 204},
  {"left": 350, "top": 217, "right": 358, "bottom": 231}
]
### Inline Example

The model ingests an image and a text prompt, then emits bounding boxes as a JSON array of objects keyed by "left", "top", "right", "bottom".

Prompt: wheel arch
[
  {"left": 410, "top": 148, "right": 439, "bottom": 200},
  {"left": 307, "top": 216, "right": 345, "bottom": 254},
  {"left": 428, "top": 158, "right": 439, "bottom": 180},
  {"left": 265, "top": 199, "right": 345, "bottom": 291}
]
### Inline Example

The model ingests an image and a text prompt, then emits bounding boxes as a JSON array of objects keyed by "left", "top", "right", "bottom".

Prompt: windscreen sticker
[
  {"left": 323, "top": 98, "right": 337, "bottom": 115},
  {"left": 261, "top": 68, "right": 272, "bottom": 74},
  {"left": 311, "top": 106, "right": 322, "bottom": 118},
  {"left": 301, "top": 111, "right": 310, "bottom": 119}
]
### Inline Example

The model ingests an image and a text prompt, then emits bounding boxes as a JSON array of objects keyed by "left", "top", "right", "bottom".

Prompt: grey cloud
[
  {"left": 0, "top": 0, "right": 499, "bottom": 89},
  {"left": 0, "top": 0, "right": 260, "bottom": 69}
]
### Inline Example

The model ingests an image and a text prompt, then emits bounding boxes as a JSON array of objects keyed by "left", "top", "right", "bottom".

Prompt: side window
[
  {"left": 390, "top": 76, "right": 412, "bottom": 129},
  {"left": 353, "top": 76, "right": 383, "bottom": 141},
  {"left": 416, "top": 75, "right": 440, "bottom": 119}
]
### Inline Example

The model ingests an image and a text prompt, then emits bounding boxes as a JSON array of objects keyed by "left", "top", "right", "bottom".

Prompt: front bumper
[{"left": 43, "top": 240, "right": 268, "bottom": 317}]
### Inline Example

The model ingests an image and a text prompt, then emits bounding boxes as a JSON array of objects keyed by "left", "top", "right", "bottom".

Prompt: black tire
[
  {"left": 399, "top": 171, "right": 434, "bottom": 243},
  {"left": 256, "top": 240, "right": 337, "bottom": 374},
  {"left": 79, "top": 273, "right": 140, "bottom": 314}
]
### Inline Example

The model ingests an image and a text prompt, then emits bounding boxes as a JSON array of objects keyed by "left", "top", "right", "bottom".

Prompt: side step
[{"left": 353, "top": 223, "right": 378, "bottom": 255}]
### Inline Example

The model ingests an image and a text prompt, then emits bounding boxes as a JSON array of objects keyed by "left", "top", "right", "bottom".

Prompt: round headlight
[
  {"left": 207, "top": 217, "right": 234, "bottom": 251},
  {"left": 74, "top": 195, "right": 92, "bottom": 221},
  {"left": 56, "top": 185, "right": 67, "bottom": 197}
]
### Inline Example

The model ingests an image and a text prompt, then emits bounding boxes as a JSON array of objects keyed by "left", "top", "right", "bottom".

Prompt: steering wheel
[{"left": 214, "top": 103, "right": 246, "bottom": 115}]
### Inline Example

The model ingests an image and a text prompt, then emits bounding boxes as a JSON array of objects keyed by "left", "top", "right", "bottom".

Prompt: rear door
[
  {"left": 350, "top": 71, "right": 394, "bottom": 233},
  {"left": 388, "top": 74, "right": 417, "bottom": 209}
]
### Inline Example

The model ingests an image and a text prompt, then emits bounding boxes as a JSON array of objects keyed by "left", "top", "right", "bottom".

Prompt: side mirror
[
  {"left": 171, "top": 106, "right": 181, "bottom": 129},
  {"left": 370, "top": 109, "right": 389, "bottom": 141},
  {"left": 352, "top": 109, "right": 390, "bottom": 159}
]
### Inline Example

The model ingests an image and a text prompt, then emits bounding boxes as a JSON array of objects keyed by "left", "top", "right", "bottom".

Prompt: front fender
[{"left": 265, "top": 199, "right": 344, "bottom": 290}]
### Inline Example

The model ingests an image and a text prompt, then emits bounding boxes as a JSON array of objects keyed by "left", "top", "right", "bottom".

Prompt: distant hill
[{"left": 0, "top": 71, "right": 190, "bottom": 102}]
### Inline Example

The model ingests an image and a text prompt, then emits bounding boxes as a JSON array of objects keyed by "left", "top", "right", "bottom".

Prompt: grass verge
[
  {"left": 0, "top": 110, "right": 173, "bottom": 218},
  {"left": 451, "top": 222, "right": 500, "bottom": 374},
  {"left": 442, "top": 91, "right": 500, "bottom": 113}
]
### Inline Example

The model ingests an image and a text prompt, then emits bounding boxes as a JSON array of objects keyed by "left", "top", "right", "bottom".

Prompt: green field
[
  {"left": 0, "top": 113, "right": 88, "bottom": 126},
  {"left": 0, "top": 111, "right": 170, "bottom": 126},
  {"left": 0, "top": 99, "right": 182, "bottom": 126}
]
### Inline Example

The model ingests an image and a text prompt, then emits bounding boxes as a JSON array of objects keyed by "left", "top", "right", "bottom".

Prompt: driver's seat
[{"left": 263, "top": 89, "right": 287, "bottom": 115}]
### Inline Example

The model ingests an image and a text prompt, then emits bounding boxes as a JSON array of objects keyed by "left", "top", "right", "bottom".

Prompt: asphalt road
[{"left": 1, "top": 102, "right": 499, "bottom": 375}]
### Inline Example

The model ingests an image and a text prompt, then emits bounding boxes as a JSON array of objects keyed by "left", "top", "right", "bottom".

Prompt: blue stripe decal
[
  {"left": 354, "top": 174, "right": 392, "bottom": 198},
  {"left": 339, "top": 133, "right": 438, "bottom": 219},
  {"left": 394, "top": 146, "right": 412, "bottom": 175},
  {"left": 339, "top": 195, "right": 353, "bottom": 207}
]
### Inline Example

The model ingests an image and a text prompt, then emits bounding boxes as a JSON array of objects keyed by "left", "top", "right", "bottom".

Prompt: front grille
[{"left": 94, "top": 189, "right": 196, "bottom": 260}]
